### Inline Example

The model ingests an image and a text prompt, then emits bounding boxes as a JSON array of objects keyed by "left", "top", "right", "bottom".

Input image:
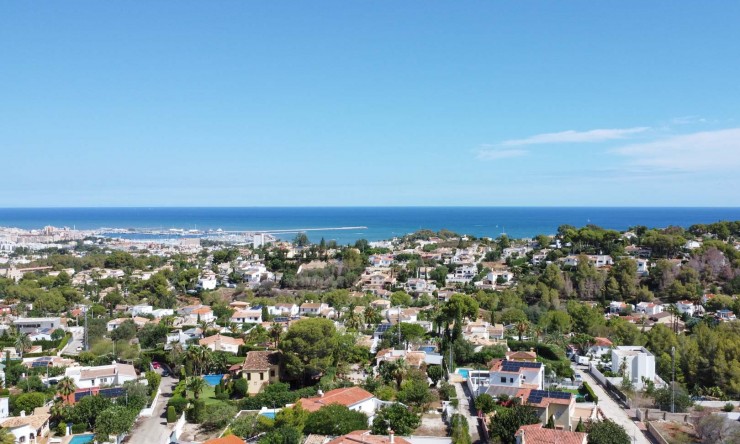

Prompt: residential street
[
  {"left": 128, "top": 375, "right": 177, "bottom": 444},
  {"left": 453, "top": 381, "right": 481, "bottom": 443},
  {"left": 578, "top": 369, "right": 651, "bottom": 444}
]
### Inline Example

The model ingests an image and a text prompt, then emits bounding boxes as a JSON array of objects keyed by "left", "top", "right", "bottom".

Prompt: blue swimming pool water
[
  {"left": 456, "top": 369, "right": 470, "bottom": 378},
  {"left": 69, "top": 434, "right": 94, "bottom": 444},
  {"left": 260, "top": 411, "right": 276, "bottom": 419},
  {"left": 203, "top": 374, "right": 224, "bottom": 386},
  {"left": 420, "top": 346, "right": 436, "bottom": 353}
]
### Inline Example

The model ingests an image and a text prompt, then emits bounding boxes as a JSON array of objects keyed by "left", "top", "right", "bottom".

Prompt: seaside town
[{"left": 0, "top": 221, "right": 738, "bottom": 444}]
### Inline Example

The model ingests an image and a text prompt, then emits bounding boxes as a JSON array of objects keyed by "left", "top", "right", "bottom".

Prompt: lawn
[{"left": 200, "top": 385, "right": 223, "bottom": 406}]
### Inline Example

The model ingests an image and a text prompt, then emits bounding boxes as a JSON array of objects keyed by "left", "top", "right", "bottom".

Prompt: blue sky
[{"left": 1, "top": 1, "right": 739, "bottom": 207}]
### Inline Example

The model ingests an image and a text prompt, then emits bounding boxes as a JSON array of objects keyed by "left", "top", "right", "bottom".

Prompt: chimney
[
  {"left": 517, "top": 429, "right": 525, "bottom": 444},
  {"left": 317, "top": 389, "right": 324, "bottom": 398},
  {"left": 20, "top": 410, "right": 26, "bottom": 417},
  {"left": 389, "top": 429, "right": 395, "bottom": 444}
]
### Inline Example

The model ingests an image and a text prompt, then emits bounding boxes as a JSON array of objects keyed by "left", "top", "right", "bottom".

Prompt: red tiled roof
[
  {"left": 204, "top": 435, "right": 245, "bottom": 444},
  {"left": 298, "top": 387, "right": 375, "bottom": 412},
  {"left": 517, "top": 424, "right": 587, "bottom": 444},
  {"left": 327, "top": 431, "right": 411, "bottom": 444},
  {"left": 242, "top": 351, "right": 280, "bottom": 371}
]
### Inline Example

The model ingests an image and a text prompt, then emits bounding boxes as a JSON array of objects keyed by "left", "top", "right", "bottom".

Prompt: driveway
[
  {"left": 578, "top": 368, "right": 651, "bottom": 444},
  {"left": 60, "top": 327, "right": 84, "bottom": 356},
  {"left": 452, "top": 381, "right": 481, "bottom": 443},
  {"left": 128, "top": 375, "right": 177, "bottom": 444}
]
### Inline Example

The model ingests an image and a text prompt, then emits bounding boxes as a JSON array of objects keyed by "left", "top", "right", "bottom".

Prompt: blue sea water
[{"left": 0, "top": 207, "right": 739, "bottom": 244}]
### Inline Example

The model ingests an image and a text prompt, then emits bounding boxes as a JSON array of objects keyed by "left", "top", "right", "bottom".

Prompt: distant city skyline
[{"left": 2, "top": 1, "right": 739, "bottom": 207}]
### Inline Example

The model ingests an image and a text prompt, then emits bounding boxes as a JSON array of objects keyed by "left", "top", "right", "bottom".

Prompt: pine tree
[
  {"left": 575, "top": 417, "right": 585, "bottom": 432},
  {"left": 545, "top": 415, "right": 555, "bottom": 429}
]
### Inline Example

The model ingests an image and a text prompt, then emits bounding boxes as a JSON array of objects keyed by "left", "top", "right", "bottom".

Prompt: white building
[
  {"left": 197, "top": 271, "right": 218, "bottom": 290},
  {"left": 609, "top": 301, "right": 634, "bottom": 314},
  {"left": 445, "top": 265, "right": 478, "bottom": 285},
  {"left": 268, "top": 303, "right": 299, "bottom": 317},
  {"left": 611, "top": 346, "right": 656, "bottom": 390},
  {"left": 635, "top": 302, "right": 663, "bottom": 316},
  {"left": 65, "top": 362, "right": 138, "bottom": 389},
  {"left": 405, "top": 278, "right": 437, "bottom": 294},
  {"left": 231, "top": 309, "right": 263, "bottom": 324},
  {"left": 129, "top": 304, "right": 153, "bottom": 317},
  {"left": 199, "top": 334, "right": 244, "bottom": 354},
  {"left": 13, "top": 317, "right": 61, "bottom": 334},
  {"left": 489, "top": 359, "right": 544, "bottom": 390},
  {"left": 0, "top": 411, "right": 51, "bottom": 444},
  {"left": 675, "top": 300, "right": 698, "bottom": 316},
  {"left": 636, "top": 258, "right": 649, "bottom": 276},
  {"left": 298, "top": 386, "right": 384, "bottom": 424},
  {"left": 300, "top": 302, "right": 329, "bottom": 316}
]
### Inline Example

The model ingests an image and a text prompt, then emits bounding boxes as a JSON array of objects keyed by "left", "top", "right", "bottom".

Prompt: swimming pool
[
  {"left": 69, "top": 434, "right": 94, "bottom": 444},
  {"left": 260, "top": 411, "right": 276, "bottom": 419},
  {"left": 419, "top": 346, "right": 436, "bottom": 353},
  {"left": 203, "top": 374, "right": 224, "bottom": 386},
  {"left": 456, "top": 368, "right": 470, "bottom": 378}
]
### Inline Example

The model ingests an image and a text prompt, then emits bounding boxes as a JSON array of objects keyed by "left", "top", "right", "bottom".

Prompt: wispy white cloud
[
  {"left": 500, "top": 127, "right": 650, "bottom": 147},
  {"left": 670, "top": 116, "right": 710, "bottom": 125},
  {"left": 612, "top": 128, "right": 740, "bottom": 172},
  {"left": 476, "top": 146, "right": 528, "bottom": 161}
]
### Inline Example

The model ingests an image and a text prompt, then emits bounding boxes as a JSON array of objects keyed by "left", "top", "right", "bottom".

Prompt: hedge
[
  {"left": 580, "top": 381, "right": 599, "bottom": 404},
  {"left": 72, "top": 423, "right": 87, "bottom": 434},
  {"left": 167, "top": 395, "right": 189, "bottom": 414}
]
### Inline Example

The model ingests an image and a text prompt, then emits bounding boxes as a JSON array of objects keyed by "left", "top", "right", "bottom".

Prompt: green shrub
[
  {"left": 232, "top": 378, "right": 248, "bottom": 398},
  {"left": 72, "top": 423, "right": 87, "bottom": 434},
  {"left": 167, "top": 395, "right": 189, "bottom": 414},
  {"left": 167, "top": 406, "right": 178, "bottom": 423},
  {"left": 722, "top": 403, "right": 735, "bottom": 412},
  {"left": 187, "top": 399, "right": 206, "bottom": 423},
  {"left": 56, "top": 422, "right": 67, "bottom": 436},
  {"left": 580, "top": 381, "right": 599, "bottom": 404}
]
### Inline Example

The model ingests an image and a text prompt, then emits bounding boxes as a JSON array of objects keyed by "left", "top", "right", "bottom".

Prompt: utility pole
[
  {"left": 671, "top": 346, "right": 676, "bottom": 413},
  {"left": 84, "top": 305, "right": 88, "bottom": 351}
]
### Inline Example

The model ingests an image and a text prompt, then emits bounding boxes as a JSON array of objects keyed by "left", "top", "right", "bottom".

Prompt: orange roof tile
[
  {"left": 517, "top": 424, "right": 587, "bottom": 444},
  {"left": 298, "top": 387, "right": 375, "bottom": 412}
]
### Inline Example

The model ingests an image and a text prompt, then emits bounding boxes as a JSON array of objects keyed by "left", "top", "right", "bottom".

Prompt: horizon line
[{"left": 1, "top": 205, "right": 740, "bottom": 209}]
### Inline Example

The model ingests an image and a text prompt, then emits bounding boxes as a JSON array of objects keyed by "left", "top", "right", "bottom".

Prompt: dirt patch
[
  {"left": 414, "top": 412, "right": 448, "bottom": 437},
  {"left": 652, "top": 421, "right": 700, "bottom": 444},
  {"left": 178, "top": 422, "right": 223, "bottom": 443}
]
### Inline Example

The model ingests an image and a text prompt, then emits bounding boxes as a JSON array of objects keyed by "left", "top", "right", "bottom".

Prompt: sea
[{"left": 1, "top": 207, "right": 739, "bottom": 245}]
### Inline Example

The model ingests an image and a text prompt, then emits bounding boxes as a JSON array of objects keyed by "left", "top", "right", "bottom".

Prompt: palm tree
[
  {"left": 14, "top": 332, "right": 31, "bottom": 358},
  {"left": 516, "top": 321, "right": 529, "bottom": 342},
  {"left": 186, "top": 345, "right": 209, "bottom": 376},
  {"left": 391, "top": 358, "right": 408, "bottom": 390},
  {"left": 344, "top": 309, "right": 364, "bottom": 331},
  {"left": 0, "top": 427, "right": 15, "bottom": 444},
  {"left": 268, "top": 323, "right": 282, "bottom": 349},
  {"left": 364, "top": 306, "right": 381, "bottom": 327},
  {"left": 187, "top": 376, "right": 206, "bottom": 400},
  {"left": 56, "top": 376, "right": 77, "bottom": 403}
]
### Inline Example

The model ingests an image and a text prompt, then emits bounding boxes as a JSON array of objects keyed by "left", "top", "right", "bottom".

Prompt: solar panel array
[
  {"left": 74, "top": 386, "right": 128, "bottom": 402},
  {"left": 501, "top": 361, "right": 542, "bottom": 372},
  {"left": 100, "top": 387, "right": 127, "bottom": 398},
  {"left": 375, "top": 324, "right": 392, "bottom": 333},
  {"left": 31, "top": 361, "right": 51, "bottom": 368},
  {"left": 527, "top": 389, "right": 572, "bottom": 404}
]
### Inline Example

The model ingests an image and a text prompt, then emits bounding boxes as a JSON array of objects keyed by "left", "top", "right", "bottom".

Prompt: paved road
[
  {"left": 578, "top": 368, "right": 651, "bottom": 444},
  {"left": 60, "top": 326, "right": 84, "bottom": 356},
  {"left": 453, "top": 381, "right": 481, "bottom": 443},
  {"left": 128, "top": 375, "right": 177, "bottom": 444}
]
